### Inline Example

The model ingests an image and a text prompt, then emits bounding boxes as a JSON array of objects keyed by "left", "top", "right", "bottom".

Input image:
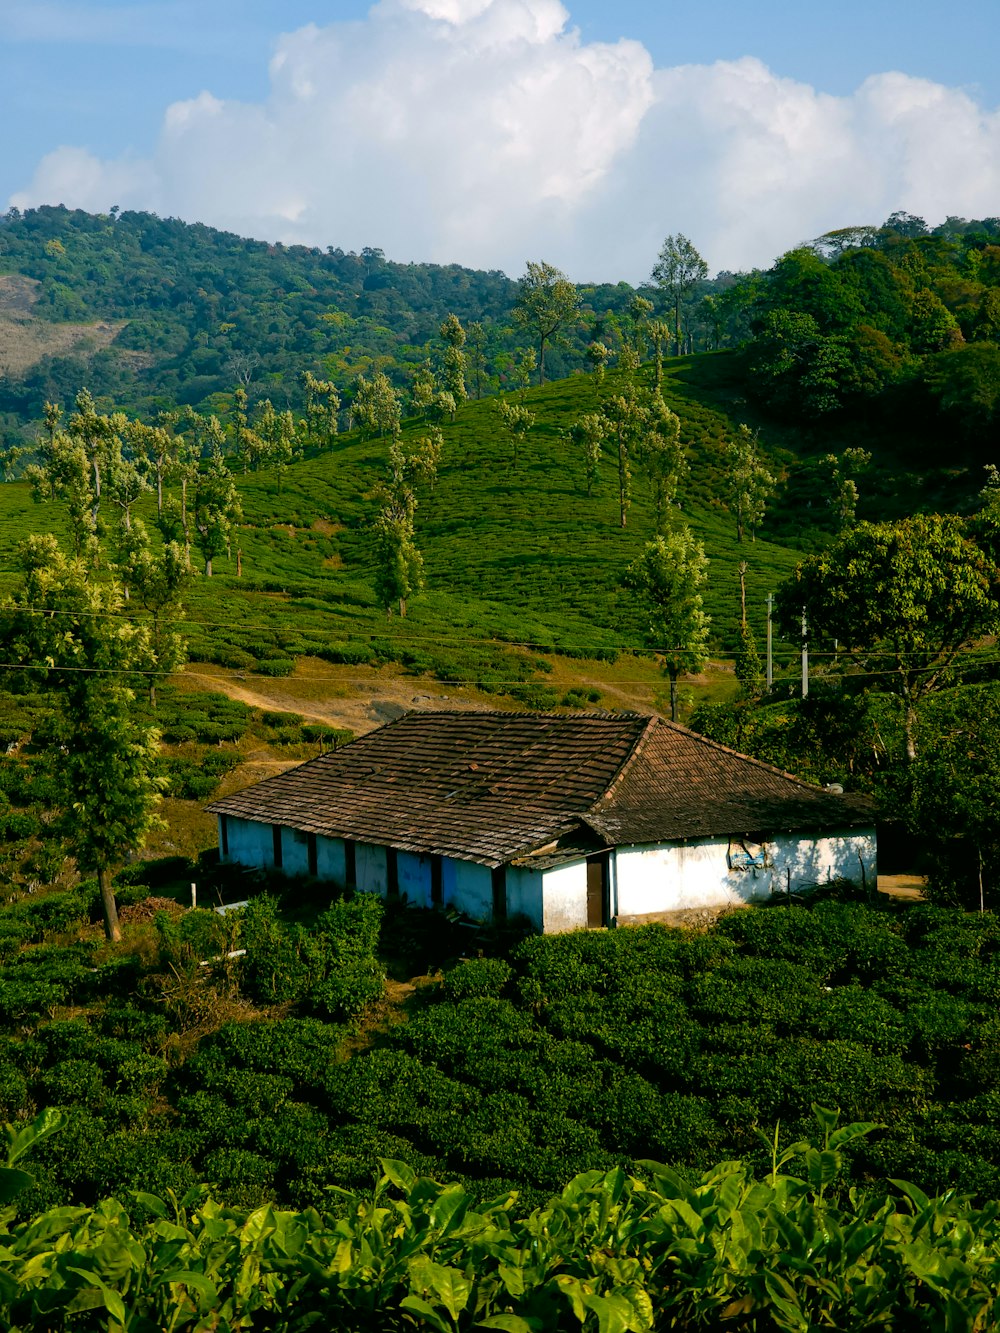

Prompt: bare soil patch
[
  {"left": 0, "top": 305, "right": 126, "bottom": 377},
  {"left": 878, "top": 874, "right": 926, "bottom": 901},
  {"left": 176, "top": 660, "right": 495, "bottom": 736}
]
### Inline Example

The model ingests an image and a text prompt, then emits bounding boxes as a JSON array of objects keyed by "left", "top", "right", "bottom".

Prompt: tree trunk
[
  {"left": 669, "top": 671, "right": 679, "bottom": 722},
  {"left": 538, "top": 338, "right": 545, "bottom": 386},
  {"left": 399, "top": 597, "right": 407, "bottom": 617},
  {"left": 98, "top": 865, "right": 122, "bottom": 943},
  {"left": 205, "top": 557, "right": 213, "bottom": 577},
  {"left": 904, "top": 699, "right": 918, "bottom": 763}
]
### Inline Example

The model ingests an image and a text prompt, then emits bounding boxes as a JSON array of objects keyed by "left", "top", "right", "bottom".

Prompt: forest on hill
[{"left": 0, "top": 204, "right": 998, "bottom": 480}]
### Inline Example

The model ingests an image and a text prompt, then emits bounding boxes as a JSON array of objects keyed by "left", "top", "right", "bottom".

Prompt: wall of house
[
  {"left": 536, "top": 862, "right": 588, "bottom": 933},
  {"left": 316, "top": 835, "right": 347, "bottom": 884},
  {"left": 504, "top": 867, "right": 546, "bottom": 933},
  {"left": 614, "top": 827, "right": 877, "bottom": 922},
  {"left": 219, "top": 818, "right": 876, "bottom": 932},
  {"left": 222, "top": 816, "right": 274, "bottom": 868}
]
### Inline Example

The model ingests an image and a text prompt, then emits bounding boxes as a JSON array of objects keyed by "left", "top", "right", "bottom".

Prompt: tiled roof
[
  {"left": 208, "top": 710, "right": 872, "bottom": 867},
  {"left": 586, "top": 722, "right": 873, "bottom": 844},
  {"left": 208, "top": 712, "right": 649, "bottom": 866}
]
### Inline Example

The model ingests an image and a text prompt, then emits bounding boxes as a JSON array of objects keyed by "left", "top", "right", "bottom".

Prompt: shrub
[
  {"left": 238, "top": 894, "right": 384, "bottom": 1022},
  {"left": 443, "top": 957, "right": 513, "bottom": 1001},
  {"left": 253, "top": 659, "right": 295, "bottom": 678}
]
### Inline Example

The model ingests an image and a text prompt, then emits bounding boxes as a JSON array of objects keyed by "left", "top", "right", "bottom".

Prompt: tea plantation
[
  {"left": 0, "top": 357, "right": 848, "bottom": 699},
  {"left": 0, "top": 877, "right": 999, "bottom": 1220}
]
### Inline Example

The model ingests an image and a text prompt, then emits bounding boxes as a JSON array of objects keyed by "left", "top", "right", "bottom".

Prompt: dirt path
[{"left": 179, "top": 663, "right": 496, "bottom": 736}]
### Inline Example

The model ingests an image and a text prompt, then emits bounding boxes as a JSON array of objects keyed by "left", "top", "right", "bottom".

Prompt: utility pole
[
  {"left": 765, "top": 593, "right": 773, "bottom": 690},
  {"left": 801, "top": 607, "right": 809, "bottom": 698}
]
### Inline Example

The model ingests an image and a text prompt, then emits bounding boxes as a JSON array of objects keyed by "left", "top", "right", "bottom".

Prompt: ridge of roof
[{"left": 586, "top": 712, "right": 660, "bottom": 812}]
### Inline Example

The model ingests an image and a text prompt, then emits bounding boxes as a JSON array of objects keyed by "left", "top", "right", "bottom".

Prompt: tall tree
[
  {"left": 353, "top": 371, "right": 402, "bottom": 439},
  {"left": 25, "top": 402, "right": 98, "bottom": 561},
  {"left": 300, "top": 371, "right": 341, "bottom": 449},
  {"left": 371, "top": 441, "right": 425, "bottom": 618},
  {"left": 194, "top": 446, "right": 242, "bottom": 577},
  {"left": 723, "top": 425, "right": 775, "bottom": 543},
  {"left": 775, "top": 515, "right": 1000, "bottom": 762},
  {"left": 625, "top": 527, "right": 711, "bottom": 721},
  {"left": 439, "top": 314, "right": 468, "bottom": 408},
  {"left": 496, "top": 398, "right": 535, "bottom": 469},
  {"left": 466, "top": 322, "right": 488, "bottom": 400},
  {"left": 512, "top": 261, "right": 580, "bottom": 385},
  {"left": 651, "top": 234, "right": 709, "bottom": 355},
  {"left": 118, "top": 519, "right": 189, "bottom": 707},
  {"left": 638, "top": 393, "right": 686, "bottom": 532},
  {"left": 566, "top": 413, "right": 605, "bottom": 497},
  {"left": 1, "top": 535, "right": 167, "bottom": 941}
]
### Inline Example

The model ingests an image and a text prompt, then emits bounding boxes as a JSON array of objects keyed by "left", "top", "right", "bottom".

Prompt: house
[{"left": 207, "top": 711, "right": 876, "bottom": 932}]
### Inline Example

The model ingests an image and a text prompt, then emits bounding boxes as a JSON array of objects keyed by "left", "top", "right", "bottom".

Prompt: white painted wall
[
  {"left": 614, "top": 827, "right": 877, "bottom": 919},
  {"left": 538, "top": 862, "right": 588, "bottom": 933}
]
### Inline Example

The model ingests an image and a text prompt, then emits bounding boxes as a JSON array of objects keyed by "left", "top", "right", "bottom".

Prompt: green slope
[{"left": 0, "top": 358, "right": 810, "bottom": 704}]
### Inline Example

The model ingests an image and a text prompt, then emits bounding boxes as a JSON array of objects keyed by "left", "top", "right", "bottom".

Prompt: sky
[{"left": 2, "top": 0, "right": 999, "bottom": 281}]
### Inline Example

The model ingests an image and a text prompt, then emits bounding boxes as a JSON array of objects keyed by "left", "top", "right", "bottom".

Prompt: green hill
[{"left": 0, "top": 358, "right": 814, "bottom": 705}]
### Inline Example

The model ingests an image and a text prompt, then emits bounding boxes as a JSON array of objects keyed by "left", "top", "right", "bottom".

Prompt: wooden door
[{"left": 587, "top": 853, "right": 609, "bottom": 928}]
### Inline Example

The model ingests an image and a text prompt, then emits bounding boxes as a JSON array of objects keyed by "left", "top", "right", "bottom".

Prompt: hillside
[{"left": 0, "top": 359, "right": 809, "bottom": 672}]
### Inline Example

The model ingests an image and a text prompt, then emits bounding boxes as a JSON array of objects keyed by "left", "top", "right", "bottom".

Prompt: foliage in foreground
[{"left": 3, "top": 1107, "right": 1000, "bottom": 1331}]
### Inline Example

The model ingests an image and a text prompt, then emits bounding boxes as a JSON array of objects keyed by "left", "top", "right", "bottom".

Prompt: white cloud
[{"left": 9, "top": 0, "right": 1000, "bottom": 280}]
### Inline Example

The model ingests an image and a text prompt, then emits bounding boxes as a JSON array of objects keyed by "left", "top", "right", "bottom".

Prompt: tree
[
  {"left": 821, "top": 447, "right": 871, "bottom": 531},
  {"left": 466, "top": 322, "right": 488, "bottom": 400},
  {"left": 194, "top": 446, "right": 242, "bottom": 577},
  {"left": 353, "top": 371, "right": 402, "bottom": 439},
  {"left": 600, "top": 392, "right": 641, "bottom": 529},
  {"left": 638, "top": 393, "right": 686, "bottom": 532},
  {"left": 232, "top": 388, "right": 267, "bottom": 473},
  {"left": 496, "top": 398, "right": 535, "bottom": 469},
  {"left": 410, "top": 363, "right": 437, "bottom": 418},
  {"left": 723, "top": 425, "right": 775, "bottom": 542},
  {"left": 300, "top": 370, "right": 340, "bottom": 448},
  {"left": 256, "top": 398, "right": 298, "bottom": 490},
  {"left": 371, "top": 441, "right": 425, "bottom": 617},
  {"left": 585, "top": 340, "right": 610, "bottom": 396},
  {"left": 627, "top": 294, "right": 653, "bottom": 358},
  {"left": 625, "top": 527, "right": 711, "bottom": 721},
  {"left": 647, "top": 320, "right": 671, "bottom": 391},
  {"left": 439, "top": 314, "right": 467, "bottom": 407},
  {"left": 119, "top": 519, "right": 190, "bottom": 707},
  {"left": 910, "top": 686, "right": 1000, "bottom": 909},
  {"left": 407, "top": 429, "right": 443, "bottom": 491},
  {"left": 775, "top": 515, "right": 1000, "bottom": 762},
  {"left": 25, "top": 402, "right": 98, "bottom": 561},
  {"left": 566, "top": 413, "right": 604, "bottom": 497},
  {"left": 512, "top": 261, "right": 580, "bottom": 385},
  {"left": 1, "top": 535, "right": 167, "bottom": 941},
  {"left": 651, "top": 234, "right": 708, "bottom": 355}
]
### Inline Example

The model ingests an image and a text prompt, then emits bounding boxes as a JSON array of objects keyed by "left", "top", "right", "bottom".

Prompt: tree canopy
[{"left": 775, "top": 515, "right": 1000, "bottom": 761}]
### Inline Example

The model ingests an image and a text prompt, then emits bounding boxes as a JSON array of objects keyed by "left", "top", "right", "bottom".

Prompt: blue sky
[{"left": 3, "top": 1, "right": 999, "bottom": 279}]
